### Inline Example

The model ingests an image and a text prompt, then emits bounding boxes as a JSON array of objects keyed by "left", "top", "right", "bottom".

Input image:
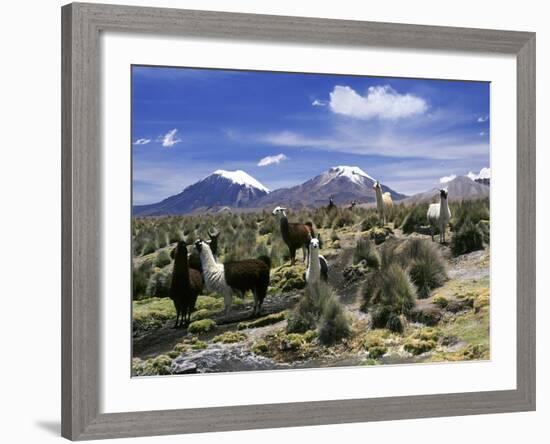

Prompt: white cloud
[
  {"left": 257, "top": 153, "right": 288, "bottom": 167},
  {"left": 479, "top": 131, "right": 486, "bottom": 136},
  {"left": 477, "top": 115, "right": 489, "bottom": 122},
  {"left": 328, "top": 85, "right": 428, "bottom": 120},
  {"left": 133, "top": 138, "right": 151, "bottom": 145},
  {"left": 159, "top": 129, "right": 182, "bottom": 147},
  {"left": 312, "top": 99, "right": 326, "bottom": 107},
  {"left": 439, "top": 174, "right": 457, "bottom": 184},
  {"left": 260, "top": 129, "right": 489, "bottom": 160}
]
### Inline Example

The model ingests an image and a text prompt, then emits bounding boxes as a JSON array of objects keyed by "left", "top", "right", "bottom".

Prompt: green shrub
[
  {"left": 353, "top": 237, "right": 380, "bottom": 269},
  {"left": 404, "top": 339, "right": 436, "bottom": 355},
  {"left": 361, "top": 213, "right": 380, "bottom": 231},
  {"left": 432, "top": 295, "right": 449, "bottom": 308},
  {"left": 213, "top": 331, "right": 248, "bottom": 343},
  {"left": 187, "top": 319, "right": 216, "bottom": 334},
  {"left": 451, "top": 198, "right": 490, "bottom": 233},
  {"left": 142, "top": 240, "right": 157, "bottom": 256},
  {"left": 133, "top": 261, "right": 153, "bottom": 300},
  {"left": 477, "top": 220, "right": 490, "bottom": 244},
  {"left": 287, "top": 284, "right": 351, "bottom": 345},
  {"left": 318, "top": 289, "right": 352, "bottom": 345},
  {"left": 332, "top": 210, "right": 356, "bottom": 229},
  {"left": 451, "top": 218, "right": 484, "bottom": 256},
  {"left": 360, "top": 263, "right": 416, "bottom": 327},
  {"left": 145, "top": 267, "right": 172, "bottom": 298},
  {"left": 401, "top": 203, "right": 429, "bottom": 234},
  {"left": 395, "top": 239, "right": 447, "bottom": 298},
  {"left": 154, "top": 250, "right": 172, "bottom": 268}
]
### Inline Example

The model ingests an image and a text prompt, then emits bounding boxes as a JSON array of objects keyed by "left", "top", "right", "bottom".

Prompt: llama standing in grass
[
  {"left": 272, "top": 206, "right": 315, "bottom": 265},
  {"left": 427, "top": 189, "right": 452, "bottom": 243},
  {"left": 327, "top": 196, "right": 337, "bottom": 212},
  {"left": 305, "top": 237, "right": 329, "bottom": 287},
  {"left": 194, "top": 240, "right": 271, "bottom": 318},
  {"left": 373, "top": 181, "right": 393, "bottom": 225},
  {"left": 348, "top": 200, "right": 357, "bottom": 211},
  {"left": 169, "top": 240, "right": 203, "bottom": 328}
]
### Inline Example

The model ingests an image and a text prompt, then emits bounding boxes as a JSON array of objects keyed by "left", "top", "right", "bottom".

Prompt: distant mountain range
[
  {"left": 404, "top": 175, "right": 490, "bottom": 204},
  {"left": 251, "top": 166, "right": 405, "bottom": 209},
  {"left": 133, "top": 166, "right": 489, "bottom": 216}
]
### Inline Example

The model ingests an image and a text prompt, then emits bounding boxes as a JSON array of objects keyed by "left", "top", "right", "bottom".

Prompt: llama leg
[
  {"left": 252, "top": 289, "right": 258, "bottom": 317},
  {"left": 174, "top": 309, "right": 180, "bottom": 328},
  {"left": 223, "top": 290, "right": 232, "bottom": 318},
  {"left": 290, "top": 247, "right": 296, "bottom": 265}
]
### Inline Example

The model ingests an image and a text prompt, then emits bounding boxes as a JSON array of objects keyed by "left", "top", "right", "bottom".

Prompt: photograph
[{"left": 131, "top": 65, "right": 491, "bottom": 376}]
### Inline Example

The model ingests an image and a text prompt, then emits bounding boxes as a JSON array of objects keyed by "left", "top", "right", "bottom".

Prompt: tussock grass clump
[
  {"left": 396, "top": 239, "right": 448, "bottom": 298},
  {"left": 332, "top": 209, "right": 356, "bottom": 229},
  {"left": 400, "top": 203, "right": 429, "bottom": 234},
  {"left": 359, "top": 262, "right": 416, "bottom": 332},
  {"left": 287, "top": 284, "right": 351, "bottom": 345},
  {"left": 451, "top": 198, "right": 489, "bottom": 233},
  {"left": 451, "top": 218, "right": 484, "bottom": 256},
  {"left": 133, "top": 260, "right": 153, "bottom": 300},
  {"left": 145, "top": 267, "right": 172, "bottom": 298},
  {"left": 154, "top": 249, "right": 172, "bottom": 268},
  {"left": 353, "top": 237, "right": 380, "bottom": 269},
  {"left": 360, "top": 213, "right": 380, "bottom": 231}
]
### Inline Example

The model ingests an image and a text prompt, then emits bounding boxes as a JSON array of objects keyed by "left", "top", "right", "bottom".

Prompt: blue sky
[{"left": 132, "top": 66, "right": 490, "bottom": 205}]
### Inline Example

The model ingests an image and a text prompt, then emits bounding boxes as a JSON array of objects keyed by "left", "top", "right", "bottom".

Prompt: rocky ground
[{"left": 132, "top": 224, "right": 490, "bottom": 377}]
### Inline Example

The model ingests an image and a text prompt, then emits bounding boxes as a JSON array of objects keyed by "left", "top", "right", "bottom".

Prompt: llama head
[
  {"left": 272, "top": 206, "right": 287, "bottom": 217},
  {"left": 310, "top": 237, "right": 320, "bottom": 250},
  {"left": 194, "top": 239, "right": 211, "bottom": 254},
  {"left": 373, "top": 181, "right": 381, "bottom": 190},
  {"left": 439, "top": 188, "right": 449, "bottom": 199}
]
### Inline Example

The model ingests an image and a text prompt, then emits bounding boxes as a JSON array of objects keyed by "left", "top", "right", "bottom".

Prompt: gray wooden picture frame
[{"left": 61, "top": 2, "right": 536, "bottom": 440}]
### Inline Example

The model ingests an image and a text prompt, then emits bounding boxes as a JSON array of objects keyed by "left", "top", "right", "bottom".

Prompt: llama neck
[
  {"left": 199, "top": 245, "right": 217, "bottom": 271},
  {"left": 375, "top": 187, "right": 384, "bottom": 207},
  {"left": 280, "top": 216, "right": 289, "bottom": 237},
  {"left": 309, "top": 248, "right": 320, "bottom": 275},
  {"left": 440, "top": 197, "right": 450, "bottom": 217}
]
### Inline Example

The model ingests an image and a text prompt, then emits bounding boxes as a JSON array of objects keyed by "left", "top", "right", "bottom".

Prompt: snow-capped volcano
[
  {"left": 250, "top": 165, "right": 405, "bottom": 208},
  {"left": 213, "top": 169, "right": 270, "bottom": 193},
  {"left": 133, "top": 170, "right": 269, "bottom": 216},
  {"left": 320, "top": 165, "right": 376, "bottom": 186}
]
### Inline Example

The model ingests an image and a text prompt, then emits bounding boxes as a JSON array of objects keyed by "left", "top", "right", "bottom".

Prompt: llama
[
  {"left": 327, "top": 196, "right": 337, "bottom": 212},
  {"left": 188, "top": 226, "right": 219, "bottom": 273},
  {"left": 373, "top": 181, "right": 393, "bottom": 225},
  {"left": 272, "top": 206, "right": 315, "bottom": 265},
  {"left": 305, "top": 237, "right": 329, "bottom": 287},
  {"left": 194, "top": 240, "right": 271, "bottom": 317},
  {"left": 348, "top": 200, "right": 358, "bottom": 211},
  {"left": 427, "top": 189, "right": 452, "bottom": 243},
  {"left": 169, "top": 240, "right": 203, "bottom": 328}
]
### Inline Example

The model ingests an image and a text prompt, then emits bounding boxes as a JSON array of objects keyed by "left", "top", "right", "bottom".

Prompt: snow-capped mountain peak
[
  {"left": 212, "top": 169, "right": 270, "bottom": 193},
  {"left": 324, "top": 165, "right": 376, "bottom": 186}
]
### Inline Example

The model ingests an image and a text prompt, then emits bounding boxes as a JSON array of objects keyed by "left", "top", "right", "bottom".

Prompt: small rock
[{"left": 170, "top": 360, "right": 198, "bottom": 374}]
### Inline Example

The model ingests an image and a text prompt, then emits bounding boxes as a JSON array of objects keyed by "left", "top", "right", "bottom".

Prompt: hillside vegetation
[{"left": 132, "top": 198, "right": 490, "bottom": 376}]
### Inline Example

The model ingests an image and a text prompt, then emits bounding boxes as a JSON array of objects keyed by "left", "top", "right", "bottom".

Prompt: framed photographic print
[{"left": 61, "top": 2, "right": 536, "bottom": 440}]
